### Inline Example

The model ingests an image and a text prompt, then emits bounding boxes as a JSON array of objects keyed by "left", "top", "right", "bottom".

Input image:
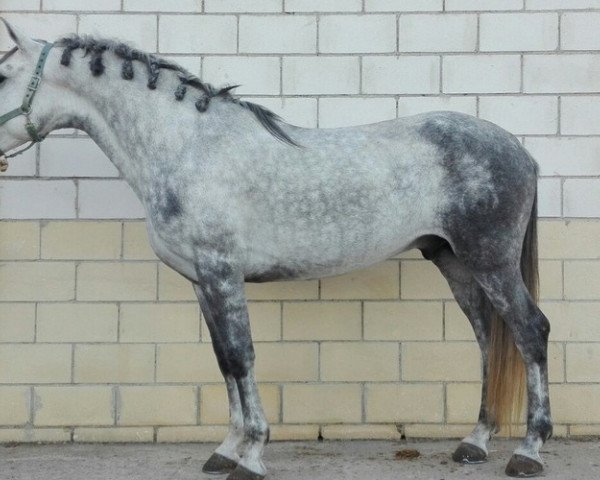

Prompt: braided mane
[{"left": 56, "top": 35, "right": 298, "bottom": 147}]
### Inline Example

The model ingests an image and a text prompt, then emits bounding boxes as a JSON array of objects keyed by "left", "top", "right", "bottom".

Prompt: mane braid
[{"left": 55, "top": 35, "right": 300, "bottom": 147}]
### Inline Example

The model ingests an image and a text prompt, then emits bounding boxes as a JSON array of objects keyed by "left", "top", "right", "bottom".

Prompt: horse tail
[{"left": 486, "top": 186, "right": 537, "bottom": 431}]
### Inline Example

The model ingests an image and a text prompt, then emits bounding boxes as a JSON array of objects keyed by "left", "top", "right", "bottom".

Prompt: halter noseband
[{"left": 0, "top": 41, "right": 54, "bottom": 169}]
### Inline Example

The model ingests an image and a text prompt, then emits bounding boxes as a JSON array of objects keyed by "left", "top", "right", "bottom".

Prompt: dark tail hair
[{"left": 486, "top": 191, "right": 538, "bottom": 431}]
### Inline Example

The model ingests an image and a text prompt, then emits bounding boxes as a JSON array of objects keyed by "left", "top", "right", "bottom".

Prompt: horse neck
[{"left": 62, "top": 59, "right": 214, "bottom": 196}]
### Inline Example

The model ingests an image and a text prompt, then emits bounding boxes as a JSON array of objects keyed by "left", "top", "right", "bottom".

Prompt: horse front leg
[{"left": 193, "top": 260, "right": 269, "bottom": 480}]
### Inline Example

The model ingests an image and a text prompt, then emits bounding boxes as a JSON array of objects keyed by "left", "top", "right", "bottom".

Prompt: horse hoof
[
  {"left": 202, "top": 452, "right": 238, "bottom": 475},
  {"left": 505, "top": 454, "right": 544, "bottom": 477},
  {"left": 452, "top": 442, "right": 487, "bottom": 464},
  {"left": 226, "top": 464, "right": 265, "bottom": 480}
]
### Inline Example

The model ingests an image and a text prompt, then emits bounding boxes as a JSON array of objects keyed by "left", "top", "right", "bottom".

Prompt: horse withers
[{"left": 0, "top": 20, "right": 551, "bottom": 479}]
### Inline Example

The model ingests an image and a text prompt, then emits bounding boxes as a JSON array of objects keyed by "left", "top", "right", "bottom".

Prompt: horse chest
[{"left": 145, "top": 221, "right": 198, "bottom": 282}]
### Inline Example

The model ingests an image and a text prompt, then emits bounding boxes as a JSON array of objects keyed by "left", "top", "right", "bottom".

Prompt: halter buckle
[{"left": 27, "top": 75, "right": 41, "bottom": 91}]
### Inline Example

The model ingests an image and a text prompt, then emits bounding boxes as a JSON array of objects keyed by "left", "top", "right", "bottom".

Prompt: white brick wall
[{"left": 0, "top": 3, "right": 598, "bottom": 218}]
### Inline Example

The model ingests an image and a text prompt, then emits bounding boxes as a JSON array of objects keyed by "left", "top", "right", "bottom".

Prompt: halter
[{"left": 0, "top": 41, "right": 54, "bottom": 168}]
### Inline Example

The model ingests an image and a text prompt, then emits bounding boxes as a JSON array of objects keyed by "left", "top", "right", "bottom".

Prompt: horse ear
[{"left": 1, "top": 18, "right": 38, "bottom": 55}]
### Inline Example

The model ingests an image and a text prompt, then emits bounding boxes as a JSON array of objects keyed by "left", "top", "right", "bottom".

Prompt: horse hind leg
[
  {"left": 473, "top": 266, "right": 552, "bottom": 477},
  {"left": 422, "top": 241, "right": 494, "bottom": 464}
]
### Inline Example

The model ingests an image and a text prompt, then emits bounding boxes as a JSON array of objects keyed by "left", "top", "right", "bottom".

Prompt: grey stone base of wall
[{"left": 1, "top": 439, "right": 599, "bottom": 479}]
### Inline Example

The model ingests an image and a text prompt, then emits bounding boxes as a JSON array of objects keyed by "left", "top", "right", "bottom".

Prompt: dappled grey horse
[{"left": 0, "top": 21, "right": 552, "bottom": 479}]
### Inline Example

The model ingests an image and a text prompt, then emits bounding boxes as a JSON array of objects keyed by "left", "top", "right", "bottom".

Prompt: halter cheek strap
[{"left": 0, "top": 42, "right": 54, "bottom": 163}]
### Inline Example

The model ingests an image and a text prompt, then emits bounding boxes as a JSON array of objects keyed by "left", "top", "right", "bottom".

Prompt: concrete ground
[{"left": 0, "top": 439, "right": 599, "bottom": 480}]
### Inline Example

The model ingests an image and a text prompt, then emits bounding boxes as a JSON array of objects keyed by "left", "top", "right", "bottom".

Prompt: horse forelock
[{"left": 54, "top": 34, "right": 299, "bottom": 147}]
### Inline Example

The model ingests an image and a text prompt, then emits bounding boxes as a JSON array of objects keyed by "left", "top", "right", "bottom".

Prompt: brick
[
  {"left": 570, "top": 425, "right": 600, "bottom": 437},
  {"left": 0, "top": 387, "right": 30, "bottom": 426},
  {"left": 40, "top": 138, "right": 118, "bottom": 178},
  {"left": 538, "top": 220, "right": 600, "bottom": 259},
  {"left": 543, "top": 302, "right": 600, "bottom": 341},
  {"left": 283, "top": 301, "right": 361, "bottom": 341},
  {"left": 447, "top": 383, "right": 480, "bottom": 423},
  {"left": 78, "top": 180, "right": 145, "bottom": 219},
  {"left": 446, "top": 0, "right": 523, "bottom": 9},
  {"left": 157, "top": 344, "right": 221, "bottom": 382},
  {"left": 285, "top": 0, "right": 361, "bottom": 11},
  {"left": 480, "top": 13, "right": 557, "bottom": 52},
  {"left": 366, "top": 383, "right": 443, "bottom": 422},
  {"left": 75, "top": 344, "right": 155, "bottom": 383},
  {"left": 202, "top": 57, "right": 280, "bottom": 95},
  {"left": 364, "top": 301, "right": 443, "bottom": 340},
  {"left": 120, "top": 303, "right": 200, "bottom": 342},
  {"left": 159, "top": 15, "right": 236, "bottom": 54},
  {"left": 0, "top": 428, "right": 70, "bottom": 443},
  {"left": 524, "top": 55, "right": 600, "bottom": 93},
  {"left": 320, "top": 15, "right": 396, "bottom": 54},
  {"left": 0, "top": 222, "right": 39, "bottom": 259},
  {"left": 564, "top": 261, "right": 600, "bottom": 299},
  {"left": 564, "top": 180, "right": 600, "bottom": 218},
  {"left": 239, "top": 16, "right": 316, "bottom": 53},
  {"left": 255, "top": 343, "right": 318, "bottom": 381},
  {"left": 201, "top": 384, "right": 279, "bottom": 424},
  {"left": 444, "top": 302, "right": 476, "bottom": 341},
  {"left": 566, "top": 344, "right": 600, "bottom": 382},
  {"left": 163, "top": 55, "right": 201, "bottom": 75},
  {"left": 365, "top": 0, "right": 442, "bottom": 11},
  {"left": 548, "top": 342, "right": 565, "bottom": 383},
  {"left": 527, "top": 0, "right": 600, "bottom": 9},
  {"left": 537, "top": 178, "right": 561, "bottom": 218},
  {"left": 77, "top": 262, "right": 156, "bottom": 301},
  {"left": 443, "top": 55, "right": 521, "bottom": 94},
  {"left": 562, "top": 13, "right": 600, "bottom": 50},
  {"left": 269, "top": 424, "right": 320, "bottom": 441},
  {"left": 158, "top": 264, "right": 196, "bottom": 301},
  {"left": 0, "top": 14, "right": 76, "bottom": 51},
  {"left": 0, "top": 180, "right": 76, "bottom": 219},
  {"left": 399, "top": 14, "right": 477, "bottom": 52},
  {"left": 245, "top": 279, "right": 318, "bottom": 301},
  {"left": 397, "top": 96, "right": 477, "bottom": 117},
  {"left": 321, "top": 262, "right": 399, "bottom": 300},
  {"left": 401, "top": 261, "right": 452, "bottom": 300},
  {"left": 0, "top": 144, "right": 36, "bottom": 177},
  {"left": 283, "top": 57, "right": 359, "bottom": 95},
  {"left": 125, "top": 0, "right": 202, "bottom": 11},
  {"left": 2, "top": 0, "right": 40, "bottom": 10},
  {"left": 34, "top": 386, "right": 113, "bottom": 426},
  {"left": 363, "top": 56, "right": 440, "bottom": 94},
  {"left": 79, "top": 15, "right": 157, "bottom": 52},
  {"left": 0, "top": 345, "right": 71, "bottom": 383},
  {"left": 283, "top": 384, "right": 362, "bottom": 423},
  {"left": 123, "top": 221, "right": 157, "bottom": 260},
  {"left": 562, "top": 97, "right": 600, "bottom": 135},
  {"left": 403, "top": 342, "right": 481, "bottom": 381},
  {"left": 241, "top": 97, "right": 317, "bottom": 128},
  {"left": 321, "top": 342, "right": 399, "bottom": 381},
  {"left": 0, "top": 262, "right": 75, "bottom": 301},
  {"left": 157, "top": 425, "right": 227, "bottom": 442},
  {"left": 479, "top": 96, "right": 558, "bottom": 135},
  {"left": 119, "top": 386, "right": 197, "bottom": 425},
  {"left": 539, "top": 260, "right": 563, "bottom": 299},
  {"left": 205, "top": 0, "right": 280, "bottom": 11},
  {"left": 0, "top": 303, "right": 35, "bottom": 342},
  {"left": 550, "top": 385, "right": 600, "bottom": 423},
  {"left": 45, "top": 0, "right": 120, "bottom": 10},
  {"left": 526, "top": 138, "right": 600, "bottom": 177},
  {"left": 73, "top": 427, "right": 154, "bottom": 442},
  {"left": 203, "top": 302, "right": 280, "bottom": 342},
  {"left": 37, "top": 303, "right": 118, "bottom": 342},
  {"left": 318, "top": 98, "right": 396, "bottom": 128},
  {"left": 322, "top": 424, "right": 401, "bottom": 440},
  {"left": 41, "top": 221, "right": 121, "bottom": 259}
]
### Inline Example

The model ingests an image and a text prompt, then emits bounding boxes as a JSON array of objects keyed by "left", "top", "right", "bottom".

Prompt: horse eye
[{"left": 0, "top": 75, "right": 6, "bottom": 85}]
